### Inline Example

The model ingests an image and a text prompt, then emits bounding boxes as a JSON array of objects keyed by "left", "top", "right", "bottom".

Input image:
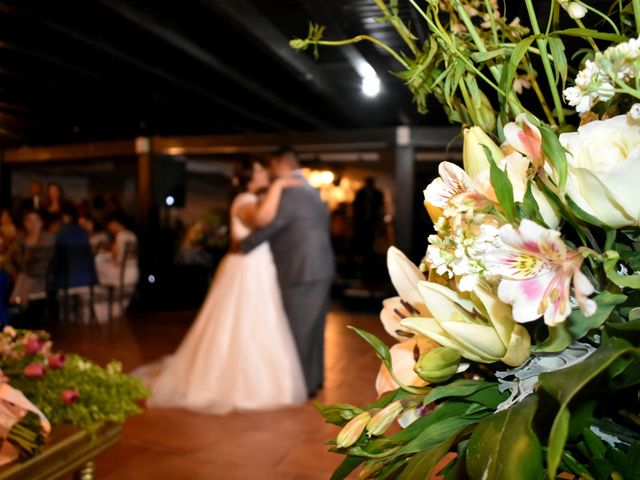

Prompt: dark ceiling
[{"left": 0, "top": 0, "right": 450, "bottom": 148}]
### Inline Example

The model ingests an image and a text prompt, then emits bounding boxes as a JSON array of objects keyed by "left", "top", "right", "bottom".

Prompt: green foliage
[
  {"left": 9, "top": 355, "right": 148, "bottom": 436},
  {"left": 466, "top": 395, "right": 543, "bottom": 480}
]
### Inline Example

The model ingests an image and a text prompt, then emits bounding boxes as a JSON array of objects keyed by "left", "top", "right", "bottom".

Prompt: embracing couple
[{"left": 140, "top": 147, "right": 335, "bottom": 414}]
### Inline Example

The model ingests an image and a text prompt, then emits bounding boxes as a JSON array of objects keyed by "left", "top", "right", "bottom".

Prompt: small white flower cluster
[
  {"left": 426, "top": 213, "right": 502, "bottom": 291},
  {"left": 564, "top": 36, "right": 640, "bottom": 114}
]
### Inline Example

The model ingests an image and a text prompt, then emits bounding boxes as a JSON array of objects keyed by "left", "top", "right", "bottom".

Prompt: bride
[{"left": 139, "top": 159, "right": 306, "bottom": 413}]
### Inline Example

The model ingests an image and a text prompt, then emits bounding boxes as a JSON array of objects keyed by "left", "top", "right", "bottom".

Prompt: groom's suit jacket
[{"left": 239, "top": 179, "right": 335, "bottom": 287}]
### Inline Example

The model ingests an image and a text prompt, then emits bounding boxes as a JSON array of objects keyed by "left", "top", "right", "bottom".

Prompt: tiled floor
[{"left": 54, "top": 306, "right": 386, "bottom": 479}]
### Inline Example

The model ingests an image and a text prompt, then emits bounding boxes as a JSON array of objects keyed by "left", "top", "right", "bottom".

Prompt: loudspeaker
[{"left": 153, "top": 156, "right": 186, "bottom": 207}]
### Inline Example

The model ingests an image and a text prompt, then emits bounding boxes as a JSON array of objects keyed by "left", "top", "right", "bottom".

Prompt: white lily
[
  {"left": 401, "top": 281, "right": 531, "bottom": 366},
  {"left": 380, "top": 247, "right": 429, "bottom": 341}
]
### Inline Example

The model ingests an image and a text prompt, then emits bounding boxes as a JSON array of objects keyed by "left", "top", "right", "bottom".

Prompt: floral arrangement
[
  {"left": 0, "top": 327, "right": 148, "bottom": 463},
  {"left": 294, "top": 1, "right": 640, "bottom": 479}
]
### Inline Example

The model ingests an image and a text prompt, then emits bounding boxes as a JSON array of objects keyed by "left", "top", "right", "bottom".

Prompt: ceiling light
[{"left": 362, "top": 74, "right": 380, "bottom": 97}]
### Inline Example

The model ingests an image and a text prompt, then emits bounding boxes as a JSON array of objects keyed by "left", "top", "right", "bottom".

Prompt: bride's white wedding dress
[{"left": 138, "top": 192, "right": 306, "bottom": 414}]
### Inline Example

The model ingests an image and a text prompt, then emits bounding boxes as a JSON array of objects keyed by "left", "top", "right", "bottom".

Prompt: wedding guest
[
  {"left": 19, "top": 180, "right": 44, "bottom": 216},
  {"left": 95, "top": 212, "right": 139, "bottom": 287},
  {"left": 78, "top": 216, "right": 110, "bottom": 254},
  {"left": 10, "top": 210, "right": 54, "bottom": 308},
  {"left": 50, "top": 205, "right": 96, "bottom": 291},
  {"left": 44, "top": 182, "right": 65, "bottom": 221},
  {"left": 0, "top": 209, "right": 18, "bottom": 278}
]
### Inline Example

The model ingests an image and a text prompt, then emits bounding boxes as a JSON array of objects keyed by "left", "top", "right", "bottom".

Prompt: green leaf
[
  {"left": 550, "top": 28, "right": 628, "bottom": 43},
  {"left": 531, "top": 323, "right": 573, "bottom": 353},
  {"left": 606, "top": 319, "right": 640, "bottom": 345},
  {"left": 314, "top": 403, "right": 364, "bottom": 426},
  {"left": 548, "top": 408, "right": 571, "bottom": 477},
  {"left": 533, "top": 292, "right": 626, "bottom": 352},
  {"left": 485, "top": 145, "right": 516, "bottom": 222},
  {"left": 565, "top": 196, "right": 606, "bottom": 227},
  {"left": 499, "top": 36, "right": 537, "bottom": 98},
  {"left": 348, "top": 326, "right": 392, "bottom": 367},
  {"left": 539, "top": 338, "right": 640, "bottom": 477},
  {"left": 604, "top": 255, "right": 640, "bottom": 289},
  {"left": 517, "top": 181, "right": 547, "bottom": 227},
  {"left": 466, "top": 395, "right": 543, "bottom": 480},
  {"left": 547, "top": 37, "right": 567, "bottom": 88},
  {"left": 330, "top": 456, "right": 364, "bottom": 480},
  {"left": 421, "top": 380, "right": 496, "bottom": 406},
  {"left": 397, "top": 432, "right": 458, "bottom": 480},
  {"left": 539, "top": 124, "right": 567, "bottom": 191},
  {"left": 470, "top": 49, "right": 505, "bottom": 63}
]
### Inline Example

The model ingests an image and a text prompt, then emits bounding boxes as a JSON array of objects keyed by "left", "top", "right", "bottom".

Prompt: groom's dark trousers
[{"left": 240, "top": 181, "right": 335, "bottom": 394}]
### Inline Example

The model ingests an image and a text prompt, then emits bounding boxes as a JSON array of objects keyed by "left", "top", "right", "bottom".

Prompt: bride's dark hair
[{"left": 231, "top": 156, "right": 266, "bottom": 195}]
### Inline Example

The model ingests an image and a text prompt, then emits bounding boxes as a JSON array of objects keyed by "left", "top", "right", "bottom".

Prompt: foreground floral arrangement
[
  {"left": 0, "top": 327, "right": 148, "bottom": 465},
  {"left": 295, "top": 1, "right": 640, "bottom": 478}
]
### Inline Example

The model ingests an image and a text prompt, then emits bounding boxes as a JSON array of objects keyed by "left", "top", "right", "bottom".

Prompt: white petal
[
  {"left": 440, "top": 322, "right": 505, "bottom": 360},
  {"left": 380, "top": 297, "right": 413, "bottom": 341},
  {"left": 387, "top": 247, "right": 428, "bottom": 315},
  {"left": 472, "top": 284, "right": 514, "bottom": 348}
]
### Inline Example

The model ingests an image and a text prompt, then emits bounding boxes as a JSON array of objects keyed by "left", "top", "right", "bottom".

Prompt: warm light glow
[{"left": 307, "top": 170, "right": 335, "bottom": 188}]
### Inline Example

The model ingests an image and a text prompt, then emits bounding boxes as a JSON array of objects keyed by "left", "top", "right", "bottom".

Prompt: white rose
[{"left": 560, "top": 114, "right": 640, "bottom": 227}]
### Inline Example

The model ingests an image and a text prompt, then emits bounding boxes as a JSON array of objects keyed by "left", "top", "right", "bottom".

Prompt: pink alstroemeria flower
[
  {"left": 424, "top": 162, "right": 490, "bottom": 214},
  {"left": 488, "top": 220, "right": 596, "bottom": 326},
  {"left": 503, "top": 114, "right": 544, "bottom": 170}
]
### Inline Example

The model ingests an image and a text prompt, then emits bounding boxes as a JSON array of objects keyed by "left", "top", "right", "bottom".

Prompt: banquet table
[{"left": 0, "top": 423, "right": 121, "bottom": 480}]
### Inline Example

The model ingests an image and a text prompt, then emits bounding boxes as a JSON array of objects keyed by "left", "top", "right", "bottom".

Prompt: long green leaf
[
  {"left": 421, "top": 380, "right": 495, "bottom": 406},
  {"left": 486, "top": 145, "right": 516, "bottom": 222},
  {"left": 499, "top": 36, "right": 537, "bottom": 97},
  {"left": 550, "top": 28, "right": 628, "bottom": 43},
  {"left": 398, "top": 433, "right": 458, "bottom": 480},
  {"left": 548, "top": 408, "right": 571, "bottom": 478},
  {"left": 330, "top": 456, "right": 364, "bottom": 480},
  {"left": 539, "top": 124, "right": 567, "bottom": 191},
  {"left": 466, "top": 395, "right": 543, "bottom": 480},
  {"left": 547, "top": 37, "right": 567, "bottom": 88},
  {"left": 348, "top": 326, "right": 392, "bottom": 366}
]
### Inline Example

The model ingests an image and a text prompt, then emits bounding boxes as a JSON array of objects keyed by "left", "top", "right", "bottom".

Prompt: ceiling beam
[
  {"left": 199, "top": 0, "right": 361, "bottom": 125},
  {"left": 98, "top": 0, "right": 331, "bottom": 129},
  {"left": 4, "top": 139, "right": 136, "bottom": 164}
]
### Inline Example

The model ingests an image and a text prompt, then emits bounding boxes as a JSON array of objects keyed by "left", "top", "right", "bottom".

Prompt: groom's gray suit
[{"left": 240, "top": 179, "right": 334, "bottom": 394}]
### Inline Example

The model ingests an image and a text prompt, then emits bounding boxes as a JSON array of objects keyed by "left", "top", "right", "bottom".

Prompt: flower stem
[
  {"left": 526, "top": 65, "right": 558, "bottom": 126},
  {"left": 311, "top": 36, "right": 410, "bottom": 69},
  {"left": 634, "top": 0, "right": 640, "bottom": 33},
  {"left": 524, "top": 0, "right": 566, "bottom": 125}
]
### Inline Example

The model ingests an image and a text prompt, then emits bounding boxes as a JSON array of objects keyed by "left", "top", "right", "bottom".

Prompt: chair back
[{"left": 119, "top": 241, "right": 138, "bottom": 287}]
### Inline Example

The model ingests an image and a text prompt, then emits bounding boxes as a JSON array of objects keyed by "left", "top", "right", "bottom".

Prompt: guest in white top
[{"left": 95, "top": 213, "right": 139, "bottom": 287}]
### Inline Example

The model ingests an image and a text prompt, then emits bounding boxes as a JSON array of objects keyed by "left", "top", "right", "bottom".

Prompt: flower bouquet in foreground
[
  {"left": 0, "top": 327, "right": 148, "bottom": 465},
  {"left": 295, "top": 1, "right": 640, "bottom": 478}
]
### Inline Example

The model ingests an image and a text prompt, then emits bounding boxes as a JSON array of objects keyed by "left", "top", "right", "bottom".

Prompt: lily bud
[
  {"left": 336, "top": 411, "right": 371, "bottom": 448},
  {"left": 477, "top": 90, "right": 497, "bottom": 133},
  {"left": 366, "top": 401, "right": 404, "bottom": 437},
  {"left": 414, "top": 347, "right": 461, "bottom": 383},
  {"left": 463, "top": 127, "right": 504, "bottom": 180}
]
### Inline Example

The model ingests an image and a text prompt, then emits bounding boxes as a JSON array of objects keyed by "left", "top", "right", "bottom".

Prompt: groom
[{"left": 240, "top": 147, "right": 335, "bottom": 397}]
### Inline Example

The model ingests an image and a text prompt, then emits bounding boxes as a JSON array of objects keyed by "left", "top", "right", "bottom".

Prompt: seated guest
[
  {"left": 10, "top": 210, "right": 54, "bottom": 308},
  {"left": 78, "top": 215, "right": 110, "bottom": 254},
  {"left": 50, "top": 205, "right": 97, "bottom": 291},
  {"left": 95, "top": 212, "right": 139, "bottom": 287}
]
